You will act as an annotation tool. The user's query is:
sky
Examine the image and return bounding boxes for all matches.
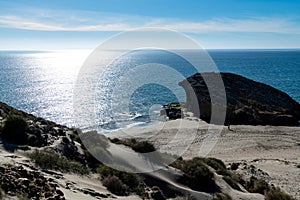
[0,0,300,50]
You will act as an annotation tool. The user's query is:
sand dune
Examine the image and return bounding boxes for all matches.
[110,118,300,199]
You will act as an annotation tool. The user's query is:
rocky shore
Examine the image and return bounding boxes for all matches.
[179,73,300,126]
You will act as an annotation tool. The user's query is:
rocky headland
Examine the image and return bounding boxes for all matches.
[179,72,300,126]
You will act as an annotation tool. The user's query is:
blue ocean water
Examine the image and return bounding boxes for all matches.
[0,49,299,132]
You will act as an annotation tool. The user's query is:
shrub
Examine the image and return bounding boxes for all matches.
[265,187,295,200]
[29,150,89,174]
[244,177,295,199]
[200,157,228,176]
[97,165,141,190]
[83,149,102,169]
[171,157,216,192]
[110,138,156,153]
[223,175,241,190]
[134,186,147,199]
[151,186,166,200]
[191,157,229,176]
[202,157,226,170]
[102,175,128,196]
[132,141,156,153]
[109,138,120,143]
[69,133,81,144]
[212,193,232,200]
[2,115,28,145]
[245,176,269,194]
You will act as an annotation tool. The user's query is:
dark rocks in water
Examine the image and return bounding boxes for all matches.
[160,108,182,120]
[179,72,300,126]
[161,102,184,120]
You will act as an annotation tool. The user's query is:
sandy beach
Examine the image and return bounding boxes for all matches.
[110,118,300,199]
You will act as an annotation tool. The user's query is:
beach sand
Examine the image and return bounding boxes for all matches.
[110,118,300,199]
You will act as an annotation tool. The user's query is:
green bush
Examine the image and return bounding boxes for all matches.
[134,186,147,199]
[244,176,295,199]
[29,150,89,174]
[223,175,241,190]
[109,138,121,144]
[83,149,102,169]
[102,175,128,196]
[151,186,166,200]
[265,187,295,200]
[69,133,81,144]
[2,115,28,145]
[110,138,156,153]
[132,141,156,153]
[199,157,229,176]
[97,165,141,190]
[245,176,269,194]
[171,157,216,192]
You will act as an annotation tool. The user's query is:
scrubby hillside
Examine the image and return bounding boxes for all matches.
[0,102,297,200]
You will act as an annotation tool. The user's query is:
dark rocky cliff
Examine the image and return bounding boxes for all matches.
[179,73,300,126]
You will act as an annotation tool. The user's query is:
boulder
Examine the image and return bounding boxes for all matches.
[179,72,300,126]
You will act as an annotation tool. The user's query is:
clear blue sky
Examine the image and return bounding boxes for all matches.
[0,0,300,49]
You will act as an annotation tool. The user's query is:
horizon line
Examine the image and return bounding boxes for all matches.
[1,47,300,51]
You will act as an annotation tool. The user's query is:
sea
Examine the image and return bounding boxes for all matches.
[0,49,299,133]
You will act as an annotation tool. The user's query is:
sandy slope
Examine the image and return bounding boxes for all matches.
[110,118,300,199]
[0,140,140,200]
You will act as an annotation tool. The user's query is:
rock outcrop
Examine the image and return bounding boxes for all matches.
[0,165,65,199]
[179,73,300,126]
[0,102,76,147]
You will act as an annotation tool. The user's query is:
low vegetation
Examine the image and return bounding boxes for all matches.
[222,174,241,191]
[150,186,166,200]
[265,187,296,200]
[243,176,295,199]
[0,106,296,199]
[29,149,89,174]
[110,138,156,153]
[1,115,28,145]
[102,175,128,196]
[97,165,143,195]
[198,157,228,175]
[170,157,216,192]
[245,176,269,194]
